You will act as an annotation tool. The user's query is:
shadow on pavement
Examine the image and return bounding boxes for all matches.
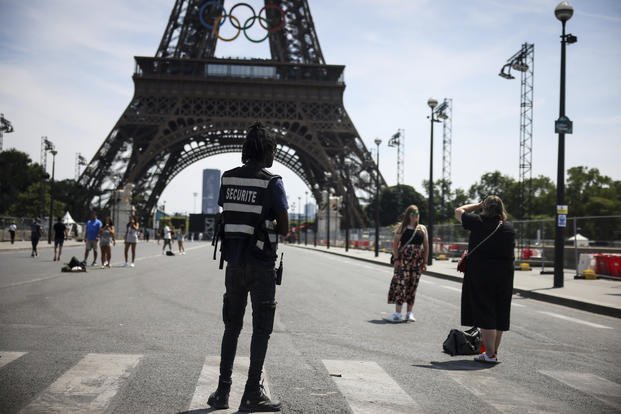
[413,360,497,371]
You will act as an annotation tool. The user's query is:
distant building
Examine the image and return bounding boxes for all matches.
[305,203,316,218]
[202,169,220,214]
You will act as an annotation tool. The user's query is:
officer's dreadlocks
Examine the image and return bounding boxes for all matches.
[242,122,276,166]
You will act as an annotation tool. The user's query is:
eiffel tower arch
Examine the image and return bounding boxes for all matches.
[80,0,385,227]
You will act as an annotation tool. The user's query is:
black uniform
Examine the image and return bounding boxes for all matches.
[216,165,285,396]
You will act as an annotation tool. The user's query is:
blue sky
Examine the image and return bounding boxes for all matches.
[1,0,620,215]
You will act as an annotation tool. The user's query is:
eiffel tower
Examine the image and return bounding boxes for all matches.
[79,0,385,226]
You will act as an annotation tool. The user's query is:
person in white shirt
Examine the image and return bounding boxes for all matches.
[162,222,172,254]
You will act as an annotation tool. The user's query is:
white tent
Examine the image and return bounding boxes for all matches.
[567,233,589,247]
[62,211,76,225]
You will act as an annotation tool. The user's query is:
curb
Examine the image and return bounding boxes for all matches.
[288,244,621,319]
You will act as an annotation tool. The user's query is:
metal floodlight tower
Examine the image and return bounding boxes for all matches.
[40,137,55,172]
[499,43,535,220]
[75,153,87,180]
[0,113,15,151]
[387,129,404,186]
[439,99,453,208]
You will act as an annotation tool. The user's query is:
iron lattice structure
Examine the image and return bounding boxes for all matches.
[79,0,383,226]
[500,43,534,219]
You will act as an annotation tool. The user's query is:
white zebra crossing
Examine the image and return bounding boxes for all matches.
[446,369,572,413]
[20,353,141,414]
[189,356,275,413]
[323,360,423,413]
[541,370,621,410]
[2,351,621,412]
[0,351,26,369]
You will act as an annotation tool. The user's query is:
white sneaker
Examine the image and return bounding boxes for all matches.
[123,262,128,267]
[130,263,135,268]
[406,312,416,322]
[101,265,105,269]
[384,312,403,322]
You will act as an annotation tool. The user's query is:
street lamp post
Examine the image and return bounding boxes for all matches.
[304,191,308,245]
[47,149,57,244]
[374,138,382,257]
[325,172,332,249]
[427,98,439,266]
[553,0,576,288]
[344,187,349,252]
[297,196,301,244]
[313,184,319,247]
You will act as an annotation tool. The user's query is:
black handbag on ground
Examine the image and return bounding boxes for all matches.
[442,327,482,356]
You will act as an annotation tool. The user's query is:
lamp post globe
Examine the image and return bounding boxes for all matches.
[427,97,438,109]
[555,1,573,22]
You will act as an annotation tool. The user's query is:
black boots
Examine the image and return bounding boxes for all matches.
[207,381,231,410]
[239,385,281,412]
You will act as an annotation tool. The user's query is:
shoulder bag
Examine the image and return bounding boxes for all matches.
[457,220,503,273]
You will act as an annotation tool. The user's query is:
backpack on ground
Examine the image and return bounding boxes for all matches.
[62,256,87,272]
[442,327,482,356]
[166,250,175,256]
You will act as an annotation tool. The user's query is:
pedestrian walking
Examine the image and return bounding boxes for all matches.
[144,228,150,243]
[84,210,102,266]
[30,219,42,257]
[124,215,139,267]
[455,196,515,364]
[9,221,17,244]
[385,205,429,322]
[207,122,288,412]
[99,217,115,268]
[161,222,172,254]
[53,217,67,262]
[177,226,185,255]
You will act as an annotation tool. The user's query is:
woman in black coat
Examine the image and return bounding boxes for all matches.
[455,196,515,363]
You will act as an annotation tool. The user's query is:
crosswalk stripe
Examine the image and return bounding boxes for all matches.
[540,370,621,410]
[446,370,569,413]
[322,360,422,413]
[21,353,141,414]
[537,311,613,329]
[0,351,26,369]
[189,356,274,413]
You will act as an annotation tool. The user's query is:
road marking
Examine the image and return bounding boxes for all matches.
[438,285,461,292]
[322,360,422,413]
[446,369,570,413]
[537,311,613,329]
[21,353,141,414]
[0,351,26,369]
[540,371,621,410]
[189,356,274,413]
[419,279,436,285]
[511,302,526,308]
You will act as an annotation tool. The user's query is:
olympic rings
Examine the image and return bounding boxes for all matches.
[198,1,285,43]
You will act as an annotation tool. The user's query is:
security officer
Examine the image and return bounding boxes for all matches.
[208,122,288,412]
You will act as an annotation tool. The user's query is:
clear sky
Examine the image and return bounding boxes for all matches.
[1,0,620,216]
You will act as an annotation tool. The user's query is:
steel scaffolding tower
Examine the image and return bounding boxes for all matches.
[499,43,535,219]
[387,129,404,185]
[75,153,87,181]
[440,99,453,206]
[0,113,15,151]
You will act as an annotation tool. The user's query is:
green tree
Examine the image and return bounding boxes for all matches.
[0,149,48,214]
[468,171,520,217]
[7,182,66,219]
[366,184,426,226]
[526,175,556,218]
[566,166,621,217]
[53,179,91,222]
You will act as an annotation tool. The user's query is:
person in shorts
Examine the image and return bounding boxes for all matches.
[53,217,67,262]
[84,210,102,266]
[99,216,115,268]
[177,226,186,255]
[124,215,139,267]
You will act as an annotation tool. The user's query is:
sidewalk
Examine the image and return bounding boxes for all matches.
[0,240,84,251]
[288,243,621,319]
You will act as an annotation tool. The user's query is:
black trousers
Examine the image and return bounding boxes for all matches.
[9,230,15,244]
[219,262,276,391]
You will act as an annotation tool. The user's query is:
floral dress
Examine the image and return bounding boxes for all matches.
[387,226,425,305]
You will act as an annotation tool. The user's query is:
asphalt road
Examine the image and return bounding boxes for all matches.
[1,241,620,413]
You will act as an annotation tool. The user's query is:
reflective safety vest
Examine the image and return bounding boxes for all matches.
[221,167,280,257]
